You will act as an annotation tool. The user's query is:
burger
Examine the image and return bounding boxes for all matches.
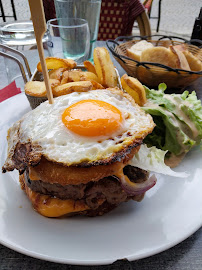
[2,88,157,217]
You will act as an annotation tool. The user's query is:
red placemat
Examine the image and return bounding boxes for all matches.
[0,81,21,103]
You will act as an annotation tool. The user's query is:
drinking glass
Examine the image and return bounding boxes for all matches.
[0,20,48,89]
[0,21,36,89]
[47,18,90,63]
[54,0,101,61]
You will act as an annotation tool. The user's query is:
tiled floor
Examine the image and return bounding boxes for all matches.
[0,0,201,39]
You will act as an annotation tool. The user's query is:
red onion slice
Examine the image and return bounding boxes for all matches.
[118,173,157,195]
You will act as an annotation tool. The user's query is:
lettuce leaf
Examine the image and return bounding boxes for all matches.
[180,91,202,144]
[129,144,188,178]
[143,86,202,157]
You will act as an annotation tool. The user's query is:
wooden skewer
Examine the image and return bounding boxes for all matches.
[28,0,54,104]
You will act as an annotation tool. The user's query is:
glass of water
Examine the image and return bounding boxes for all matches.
[47,18,90,63]
[54,0,101,62]
[0,20,44,89]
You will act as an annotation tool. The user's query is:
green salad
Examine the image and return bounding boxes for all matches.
[142,83,202,166]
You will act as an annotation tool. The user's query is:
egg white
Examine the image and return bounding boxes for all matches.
[17,89,154,165]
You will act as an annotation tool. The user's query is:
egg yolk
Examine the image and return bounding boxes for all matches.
[62,100,123,137]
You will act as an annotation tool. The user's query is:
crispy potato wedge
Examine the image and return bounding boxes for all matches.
[49,68,67,81]
[90,80,105,90]
[61,69,83,84]
[61,70,70,84]
[82,71,100,82]
[141,47,179,68]
[37,57,76,72]
[63,59,77,69]
[61,70,100,84]
[169,45,190,70]
[121,74,147,106]
[68,70,83,82]
[93,47,118,87]
[53,81,93,97]
[183,51,202,71]
[83,60,97,75]
[25,79,60,97]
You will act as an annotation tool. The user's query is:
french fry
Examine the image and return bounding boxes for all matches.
[83,60,97,75]
[93,47,118,88]
[121,74,147,106]
[61,70,69,84]
[82,71,100,83]
[37,57,77,72]
[63,59,77,69]
[25,79,60,97]
[68,70,83,82]
[49,68,67,81]
[90,80,105,90]
[61,70,100,84]
[53,81,93,97]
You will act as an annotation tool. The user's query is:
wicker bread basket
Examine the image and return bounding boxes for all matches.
[107,35,202,89]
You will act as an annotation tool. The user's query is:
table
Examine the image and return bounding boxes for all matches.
[0,41,202,270]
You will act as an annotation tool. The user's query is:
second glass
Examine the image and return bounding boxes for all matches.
[47,18,90,63]
[54,0,101,61]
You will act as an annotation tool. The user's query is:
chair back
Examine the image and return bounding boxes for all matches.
[98,0,151,40]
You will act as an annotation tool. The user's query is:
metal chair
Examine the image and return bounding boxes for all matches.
[143,0,162,32]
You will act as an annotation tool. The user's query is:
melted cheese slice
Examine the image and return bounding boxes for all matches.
[26,186,90,217]
[21,173,105,217]
[29,167,40,181]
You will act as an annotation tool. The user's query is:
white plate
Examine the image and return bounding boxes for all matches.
[0,94,202,265]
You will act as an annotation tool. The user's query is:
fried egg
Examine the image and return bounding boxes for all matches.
[9,89,155,166]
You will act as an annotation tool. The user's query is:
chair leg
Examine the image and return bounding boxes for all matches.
[148,0,154,18]
[11,0,17,20]
[0,0,6,22]
[156,0,162,32]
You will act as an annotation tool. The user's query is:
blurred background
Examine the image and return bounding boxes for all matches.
[0,0,201,39]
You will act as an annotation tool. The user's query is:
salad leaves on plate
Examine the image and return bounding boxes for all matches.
[143,84,202,159]
[130,144,188,177]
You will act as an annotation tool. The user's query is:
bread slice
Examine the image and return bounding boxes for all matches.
[183,51,202,71]
[140,46,180,68]
[169,45,190,70]
[126,40,154,62]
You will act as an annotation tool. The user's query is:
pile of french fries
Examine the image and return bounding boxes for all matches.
[25,47,147,107]
[25,47,118,97]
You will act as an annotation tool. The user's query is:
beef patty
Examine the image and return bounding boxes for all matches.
[24,165,149,210]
